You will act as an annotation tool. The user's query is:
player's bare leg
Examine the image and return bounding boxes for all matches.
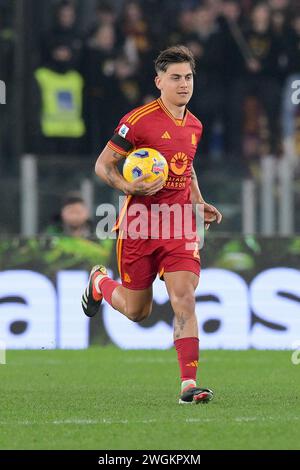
[111,284,153,322]
[164,271,199,340]
[164,271,213,404]
[81,265,153,322]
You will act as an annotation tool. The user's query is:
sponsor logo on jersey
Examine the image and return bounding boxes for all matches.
[170,152,188,175]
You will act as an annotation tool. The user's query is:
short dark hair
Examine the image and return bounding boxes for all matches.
[62,192,85,208]
[154,45,196,74]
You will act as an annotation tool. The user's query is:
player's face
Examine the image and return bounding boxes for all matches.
[155,62,194,106]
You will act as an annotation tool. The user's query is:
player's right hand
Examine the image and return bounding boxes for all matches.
[125,174,165,196]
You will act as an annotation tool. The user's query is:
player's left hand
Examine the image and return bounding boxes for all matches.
[204,202,222,223]
[198,202,222,230]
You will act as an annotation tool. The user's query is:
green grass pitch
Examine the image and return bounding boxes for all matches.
[0,348,299,450]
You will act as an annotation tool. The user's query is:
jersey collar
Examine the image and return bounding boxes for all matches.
[157,98,189,127]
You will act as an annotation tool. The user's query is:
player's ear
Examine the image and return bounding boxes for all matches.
[155,75,162,91]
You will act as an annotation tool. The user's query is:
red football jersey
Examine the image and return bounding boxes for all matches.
[107,98,203,238]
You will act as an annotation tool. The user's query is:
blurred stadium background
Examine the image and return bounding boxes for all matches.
[1,0,300,352]
[1,0,300,452]
[1,0,300,235]
[0,0,300,347]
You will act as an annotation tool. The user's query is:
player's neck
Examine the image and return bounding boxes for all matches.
[160,96,186,120]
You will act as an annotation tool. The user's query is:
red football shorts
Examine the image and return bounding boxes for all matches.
[116,232,201,290]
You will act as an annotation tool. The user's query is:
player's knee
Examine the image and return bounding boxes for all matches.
[129,311,148,323]
[126,303,152,323]
[170,291,195,314]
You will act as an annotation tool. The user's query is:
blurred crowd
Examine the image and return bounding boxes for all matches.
[1,0,300,175]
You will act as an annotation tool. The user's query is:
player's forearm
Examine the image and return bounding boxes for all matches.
[96,161,129,194]
[191,166,205,204]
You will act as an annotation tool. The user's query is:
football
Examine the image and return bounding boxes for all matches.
[123,147,168,183]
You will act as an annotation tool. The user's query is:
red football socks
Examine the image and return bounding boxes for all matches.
[93,275,120,308]
[174,337,199,382]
